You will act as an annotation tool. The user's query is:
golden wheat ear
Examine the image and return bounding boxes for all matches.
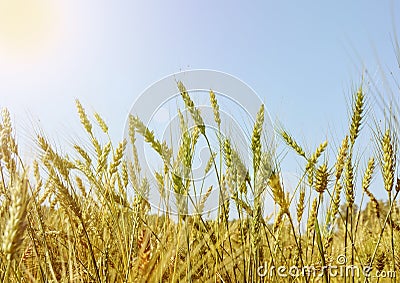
[137,229,152,276]
[2,174,29,261]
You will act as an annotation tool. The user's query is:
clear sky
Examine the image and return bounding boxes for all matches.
[0,1,399,199]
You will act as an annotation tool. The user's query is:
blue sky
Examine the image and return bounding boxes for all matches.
[0,1,398,139]
[0,1,399,201]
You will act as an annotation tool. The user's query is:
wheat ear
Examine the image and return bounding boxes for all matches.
[2,175,29,261]
[349,86,364,146]
[251,104,265,173]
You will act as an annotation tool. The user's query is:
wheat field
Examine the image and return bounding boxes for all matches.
[0,81,400,282]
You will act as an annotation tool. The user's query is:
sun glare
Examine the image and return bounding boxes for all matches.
[0,0,57,57]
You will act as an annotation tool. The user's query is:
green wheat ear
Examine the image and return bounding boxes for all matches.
[362,157,380,218]
[280,129,306,158]
[3,68,400,281]
[349,86,364,146]
[177,81,205,135]
[306,140,328,186]
[381,129,396,193]
[251,104,265,173]
[345,156,355,207]
[209,89,221,128]
[334,135,349,180]
[131,115,172,164]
